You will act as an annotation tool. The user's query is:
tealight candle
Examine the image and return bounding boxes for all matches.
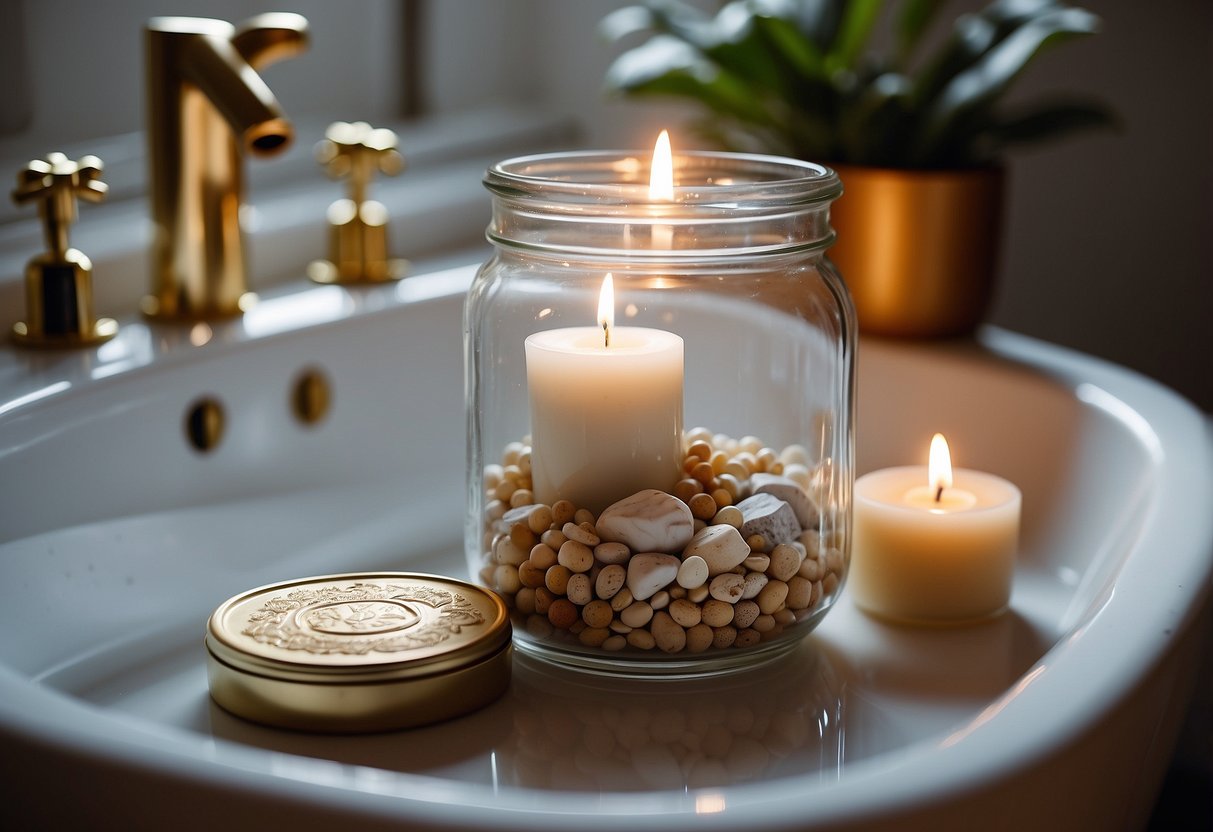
[525,274,684,514]
[850,434,1021,624]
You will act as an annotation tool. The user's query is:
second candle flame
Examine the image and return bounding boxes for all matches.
[929,433,954,502]
[598,273,615,347]
[649,130,673,201]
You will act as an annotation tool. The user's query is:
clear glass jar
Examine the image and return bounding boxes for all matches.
[466,149,854,677]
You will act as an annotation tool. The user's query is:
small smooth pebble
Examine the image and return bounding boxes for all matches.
[683,525,750,575]
[733,600,760,628]
[709,573,745,603]
[712,626,738,649]
[741,571,768,600]
[686,623,714,653]
[563,522,600,546]
[566,573,592,605]
[736,493,802,551]
[595,563,626,599]
[688,585,710,604]
[582,600,614,628]
[621,601,654,628]
[626,552,681,601]
[651,611,687,653]
[545,565,571,595]
[768,543,803,582]
[757,579,789,615]
[610,587,634,612]
[548,599,578,629]
[557,540,594,573]
[597,490,694,553]
[744,554,770,572]
[603,635,627,651]
[650,590,670,610]
[786,576,812,609]
[627,629,657,650]
[594,541,631,565]
[669,598,702,628]
[701,599,734,628]
[676,555,709,589]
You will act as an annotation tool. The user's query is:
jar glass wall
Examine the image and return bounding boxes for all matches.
[466,150,854,676]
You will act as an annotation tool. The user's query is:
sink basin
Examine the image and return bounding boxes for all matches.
[1,264,1210,830]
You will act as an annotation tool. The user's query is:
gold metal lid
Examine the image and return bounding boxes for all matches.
[205,572,511,733]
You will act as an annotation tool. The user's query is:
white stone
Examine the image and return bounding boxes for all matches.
[596,490,694,553]
[626,552,681,601]
[751,473,817,528]
[736,493,802,550]
[676,555,710,589]
[682,525,750,576]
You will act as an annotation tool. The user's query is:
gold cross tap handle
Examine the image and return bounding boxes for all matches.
[308,121,408,284]
[10,153,118,347]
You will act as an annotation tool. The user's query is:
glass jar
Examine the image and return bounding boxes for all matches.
[466,149,854,677]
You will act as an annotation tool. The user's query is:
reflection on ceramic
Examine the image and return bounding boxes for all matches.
[0,264,1209,830]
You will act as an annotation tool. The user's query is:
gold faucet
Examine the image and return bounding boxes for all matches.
[143,14,308,321]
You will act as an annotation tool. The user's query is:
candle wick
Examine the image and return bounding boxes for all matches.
[603,320,610,348]
[934,485,944,503]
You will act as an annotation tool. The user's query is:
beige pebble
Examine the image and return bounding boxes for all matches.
[593,541,630,565]
[722,460,749,480]
[741,571,768,600]
[494,480,517,502]
[757,579,789,614]
[509,489,534,508]
[582,599,613,628]
[686,426,714,445]
[669,598,702,628]
[545,564,572,595]
[768,544,803,582]
[574,508,595,526]
[626,629,657,650]
[669,585,687,600]
[752,613,776,633]
[527,505,553,534]
[514,587,536,615]
[739,435,763,454]
[709,573,745,603]
[735,628,762,648]
[715,473,741,500]
[595,563,626,599]
[688,584,710,604]
[494,537,528,566]
[688,492,717,520]
[485,499,507,522]
[744,554,770,572]
[783,462,811,488]
[562,521,600,547]
[786,576,812,609]
[690,461,716,488]
[548,599,578,628]
[609,619,632,634]
[711,504,743,528]
[548,499,573,525]
[798,556,821,582]
[529,543,557,569]
[810,580,823,607]
[674,478,704,502]
[693,519,708,533]
[650,590,670,610]
[579,626,611,647]
[566,573,593,605]
[518,559,545,588]
[533,587,554,615]
[483,463,505,489]
[774,608,797,626]
[686,623,714,652]
[733,600,760,629]
[709,449,729,473]
[603,635,627,651]
[779,444,810,466]
[823,572,840,595]
[626,552,681,601]
[676,555,709,589]
[712,625,738,649]
[684,524,750,575]
[687,439,712,460]
[479,564,494,585]
[610,587,634,612]
[541,528,567,550]
[650,611,687,653]
[494,564,520,594]
[502,442,524,465]
[558,540,594,573]
[826,549,845,575]
[510,523,536,551]
[621,600,654,628]
[701,599,734,628]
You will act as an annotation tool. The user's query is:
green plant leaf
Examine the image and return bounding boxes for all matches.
[598,5,658,43]
[914,5,1101,165]
[894,0,947,67]
[826,0,884,74]
[986,97,1118,148]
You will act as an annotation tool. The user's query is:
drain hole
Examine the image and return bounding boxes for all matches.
[292,368,331,427]
[185,397,225,453]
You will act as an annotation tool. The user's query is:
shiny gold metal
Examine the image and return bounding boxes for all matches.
[10,152,118,348]
[185,397,225,453]
[205,573,512,732]
[290,367,331,426]
[307,121,408,285]
[144,14,308,322]
[829,165,1004,338]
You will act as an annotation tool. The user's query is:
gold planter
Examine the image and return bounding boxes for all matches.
[828,165,1004,338]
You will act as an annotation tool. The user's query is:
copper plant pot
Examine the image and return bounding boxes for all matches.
[828,165,1005,338]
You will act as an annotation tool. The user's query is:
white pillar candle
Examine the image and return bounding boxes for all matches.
[850,434,1021,624]
[525,275,684,514]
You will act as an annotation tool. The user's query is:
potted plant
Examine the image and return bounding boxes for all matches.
[600,0,1116,336]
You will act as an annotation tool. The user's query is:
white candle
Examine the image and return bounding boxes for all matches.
[850,434,1021,624]
[525,274,684,514]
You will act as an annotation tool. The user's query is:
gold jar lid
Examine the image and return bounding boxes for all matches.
[205,572,511,733]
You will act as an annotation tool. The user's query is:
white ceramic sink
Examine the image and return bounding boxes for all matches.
[1,264,1210,830]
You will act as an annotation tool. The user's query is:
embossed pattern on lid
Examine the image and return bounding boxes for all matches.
[205,572,511,732]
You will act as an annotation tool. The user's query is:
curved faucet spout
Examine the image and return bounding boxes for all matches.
[144,15,309,321]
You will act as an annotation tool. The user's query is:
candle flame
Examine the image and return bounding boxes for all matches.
[598,273,615,347]
[928,433,954,501]
[649,130,673,201]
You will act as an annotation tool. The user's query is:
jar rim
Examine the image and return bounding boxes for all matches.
[486,150,841,207]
